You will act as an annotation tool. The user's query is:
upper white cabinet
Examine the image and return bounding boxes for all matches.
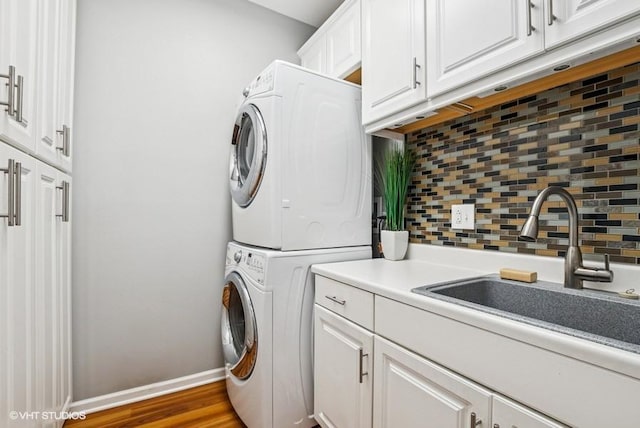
[1,0,75,172]
[0,0,39,153]
[361,0,426,124]
[298,0,361,79]
[35,0,76,172]
[544,0,640,49]
[361,0,640,131]
[426,0,545,98]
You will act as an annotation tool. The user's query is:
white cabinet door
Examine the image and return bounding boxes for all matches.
[300,37,326,74]
[35,0,75,172]
[55,172,72,421]
[0,144,37,427]
[34,162,71,426]
[544,0,640,49]
[362,0,426,124]
[55,0,76,173]
[35,162,59,420]
[35,0,62,167]
[326,0,361,79]
[314,305,373,428]
[0,0,39,153]
[426,0,544,97]
[373,336,492,428]
[493,395,568,428]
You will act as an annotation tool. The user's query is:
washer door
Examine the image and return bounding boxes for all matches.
[229,103,267,208]
[221,272,258,380]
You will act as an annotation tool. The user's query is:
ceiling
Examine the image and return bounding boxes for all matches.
[247,0,344,27]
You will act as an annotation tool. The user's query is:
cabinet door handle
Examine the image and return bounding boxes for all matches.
[325,295,346,305]
[358,348,368,383]
[14,162,21,226]
[412,57,421,89]
[470,412,482,427]
[1,159,15,226]
[546,0,554,25]
[0,65,16,116]
[56,181,70,222]
[525,0,535,36]
[56,125,71,157]
[15,75,24,123]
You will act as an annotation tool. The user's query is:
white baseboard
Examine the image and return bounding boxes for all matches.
[69,368,226,415]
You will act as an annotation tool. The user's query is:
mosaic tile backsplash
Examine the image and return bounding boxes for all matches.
[406,63,640,264]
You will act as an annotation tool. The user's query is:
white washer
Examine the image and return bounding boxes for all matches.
[229,60,371,251]
[221,241,371,428]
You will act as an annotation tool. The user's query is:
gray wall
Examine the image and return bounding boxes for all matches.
[72,0,314,400]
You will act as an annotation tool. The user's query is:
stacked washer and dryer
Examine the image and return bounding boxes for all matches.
[221,61,372,428]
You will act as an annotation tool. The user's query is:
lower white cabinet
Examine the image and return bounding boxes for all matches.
[493,394,567,428]
[1,142,71,427]
[313,275,570,428]
[314,305,373,428]
[0,144,37,426]
[373,336,491,428]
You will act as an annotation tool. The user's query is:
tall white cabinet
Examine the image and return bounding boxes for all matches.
[0,1,75,426]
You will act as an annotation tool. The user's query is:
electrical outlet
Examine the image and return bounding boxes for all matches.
[451,204,475,230]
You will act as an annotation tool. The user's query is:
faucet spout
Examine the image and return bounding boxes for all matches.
[520,186,579,247]
[519,186,613,289]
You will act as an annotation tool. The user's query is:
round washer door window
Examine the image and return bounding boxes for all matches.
[229,103,267,208]
[221,272,258,379]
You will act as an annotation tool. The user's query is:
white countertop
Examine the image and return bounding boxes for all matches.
[311,256,640,381]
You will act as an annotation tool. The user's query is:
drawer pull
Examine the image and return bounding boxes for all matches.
[325,295,346,306]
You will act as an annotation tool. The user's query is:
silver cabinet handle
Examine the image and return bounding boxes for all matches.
[56,181,70,222]
[358,348,369,383]
[325,295,346,305]
[0,65,16,116]
[412,57,421,89]
[547,0,554,25]
[56,124,71,156]
[1,159,15,226]
[14,162,21,226]
[15,75,23,123]
[526,0,535,36]
[470,412,482,427]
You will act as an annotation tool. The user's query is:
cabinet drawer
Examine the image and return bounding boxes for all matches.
[315,275,373,330]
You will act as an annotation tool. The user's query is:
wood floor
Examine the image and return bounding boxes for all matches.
[64,381,246,427]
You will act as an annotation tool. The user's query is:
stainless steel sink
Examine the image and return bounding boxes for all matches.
[412,275,640,354]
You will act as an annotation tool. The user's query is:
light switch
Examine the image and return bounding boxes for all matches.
[451,204,474,230]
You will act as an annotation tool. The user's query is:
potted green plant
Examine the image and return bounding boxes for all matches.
[376,145,417,261]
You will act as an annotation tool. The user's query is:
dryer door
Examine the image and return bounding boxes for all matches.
[229,103,267,207]
[221,271,258,380]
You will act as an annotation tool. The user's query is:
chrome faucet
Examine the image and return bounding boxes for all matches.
[519,186,614,289]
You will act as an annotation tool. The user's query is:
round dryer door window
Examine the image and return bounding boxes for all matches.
[221,272,258,380]
[229,103,267,207]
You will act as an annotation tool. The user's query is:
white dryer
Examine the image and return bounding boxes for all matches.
[221,241,371,428]
[229,61,371,251]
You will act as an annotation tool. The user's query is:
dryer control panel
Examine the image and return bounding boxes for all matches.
[227,246,266,285]
[245,65,274,98]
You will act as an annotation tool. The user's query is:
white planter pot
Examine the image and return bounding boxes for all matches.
[380,230,409,261]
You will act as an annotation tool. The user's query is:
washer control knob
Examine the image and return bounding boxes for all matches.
[233,251,242,263]
[242,87,250,97]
